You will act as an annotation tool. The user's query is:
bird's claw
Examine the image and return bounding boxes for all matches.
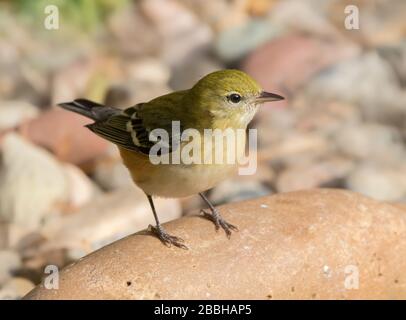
[201,209,238,238]
[148,224,188,250]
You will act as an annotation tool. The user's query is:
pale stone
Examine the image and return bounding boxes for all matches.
[0,134,68,229]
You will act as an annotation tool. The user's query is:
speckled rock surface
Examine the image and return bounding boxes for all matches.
[25,189,406,300]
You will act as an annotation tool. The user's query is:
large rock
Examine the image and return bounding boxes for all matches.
[0,250,21,286]
[0,134,69,230]
[0,100,39,131]
[303,52,406,125]
[329,0,406,47]
[214,19,281,63]
[0,277,34,300]
[346,164,406,202]
[242,34,360,97]
[335,123,406,164]
[93,147,134,191]
[209,178,271,206]
[39,187,182,259]
[25,189,406,299]
[275,157,354,192]
[140,0,213,67]
[18,109,109,166]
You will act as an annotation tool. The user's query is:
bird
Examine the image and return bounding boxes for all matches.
[59,69,284,249]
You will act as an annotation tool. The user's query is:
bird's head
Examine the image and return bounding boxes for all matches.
[187,69,284,129]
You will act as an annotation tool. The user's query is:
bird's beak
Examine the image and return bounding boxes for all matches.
[255,91,285,103]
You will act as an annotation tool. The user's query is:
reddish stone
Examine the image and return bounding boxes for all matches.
[18,109,109,166]
[242,34,360,108]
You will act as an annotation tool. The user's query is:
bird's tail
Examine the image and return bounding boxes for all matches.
[58,99,119,122]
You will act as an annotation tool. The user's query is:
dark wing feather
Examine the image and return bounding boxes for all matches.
[86,105,156,155]
[86,122,145,153]
[85,99,181,155]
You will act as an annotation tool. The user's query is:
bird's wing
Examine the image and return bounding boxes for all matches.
[86,104,153,154]
[87,91,188,154]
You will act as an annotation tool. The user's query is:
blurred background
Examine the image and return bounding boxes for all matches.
[0,0,406,299]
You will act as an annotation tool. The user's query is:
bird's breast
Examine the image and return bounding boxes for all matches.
[118,131,247,197]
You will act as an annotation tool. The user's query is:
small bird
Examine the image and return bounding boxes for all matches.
[59,69,283,249]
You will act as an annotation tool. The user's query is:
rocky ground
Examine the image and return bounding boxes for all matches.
[0,0,406,299]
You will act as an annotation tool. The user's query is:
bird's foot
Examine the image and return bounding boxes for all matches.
[148,224,188,250]
[201,209,238,238]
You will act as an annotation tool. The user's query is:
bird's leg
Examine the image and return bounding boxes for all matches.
[146,195,188,250]
[199,192,238,238]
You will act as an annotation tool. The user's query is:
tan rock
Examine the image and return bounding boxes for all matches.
[329,0,406,47]
[0,100,39,131]
[209,179,271,205]
[140,0,213,66]
[39,187,182,259]
[303,52,406,125]
[335,123,406,164]
[391,203,406,212]
[276,157,354,192]
[125,58,170,85]
[25,189,406,300]
[108,3,160,57]
[0,277,34,300]
[93,146,134,191]
[270,0,341,38]
[347,164,406,202]
[0,250,21,285]
[63,163,99,209]
[258,133,329,163]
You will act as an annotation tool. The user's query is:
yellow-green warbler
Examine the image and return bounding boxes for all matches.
[59,69,284,249]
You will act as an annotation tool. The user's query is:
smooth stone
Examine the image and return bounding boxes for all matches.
[25,189,406,299]
[303,52,406,125]
[346,164,406,202]
[214,18,281,62]
[0,100,39,131]
[276,157,354,192]
[93,147,134,191]
[209,178,271,205]
[63,163,99,209]
[0,277,34,300]
[0,250,21,285]
[0,133,68,229]
[18,109,109,165]
[335,123,406,165]
[39,187,182,259]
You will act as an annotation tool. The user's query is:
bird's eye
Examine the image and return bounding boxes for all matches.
[228,93,242,104]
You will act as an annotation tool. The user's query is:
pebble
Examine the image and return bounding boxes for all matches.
[0,250,21,285]
[40,187,182,258]
[169,52,223,91]
[63,163,99,209]
[276,157,354,192]
[140,0,213,67]
[0,100,39,131]
[242,34,360,94]
[93,147,134,191]
[214,18,281,62]
[270,0,340,38]
[0,277,34,300]
[303,52,406,125]
[209,179,271,205]
[347,164,406,201]
[335,123,406,165]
